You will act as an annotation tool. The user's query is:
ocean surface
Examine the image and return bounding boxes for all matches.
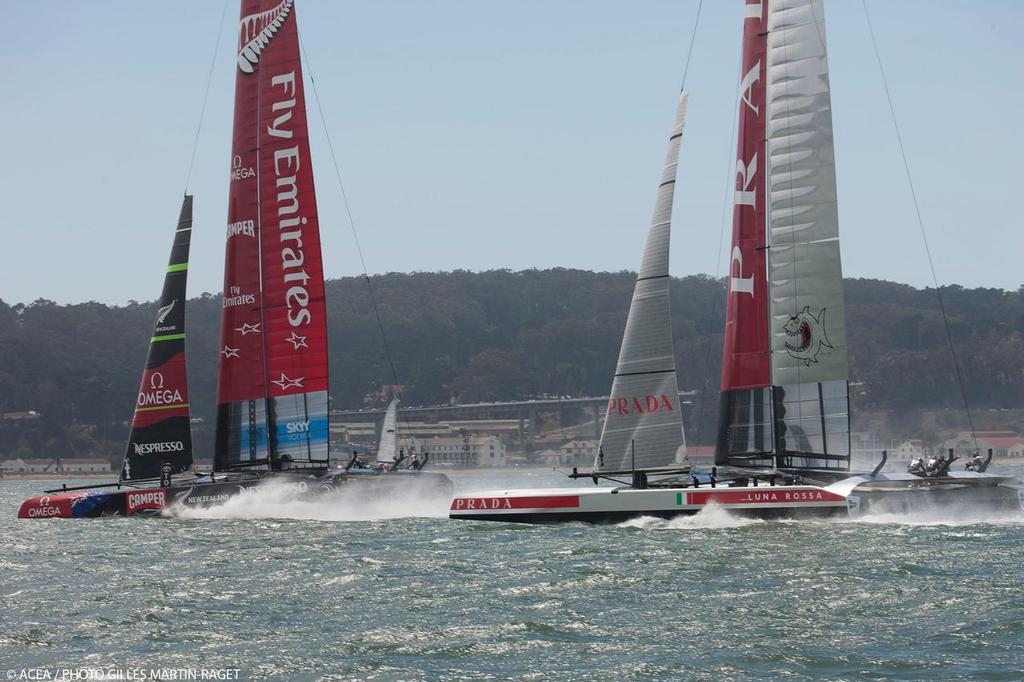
[2,467,1023,681]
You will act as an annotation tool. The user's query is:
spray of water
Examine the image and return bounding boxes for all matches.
[615,503,765,530]
[167,477,452,522]
[847,504,1024,528]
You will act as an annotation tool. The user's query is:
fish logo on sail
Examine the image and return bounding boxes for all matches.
[237,0,294,74]
[156,300,176,325]
[783,306,833,366]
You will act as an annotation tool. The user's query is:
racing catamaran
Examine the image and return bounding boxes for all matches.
[450,0,1022,523]
[19,197,197,518]
[18,0,450,519]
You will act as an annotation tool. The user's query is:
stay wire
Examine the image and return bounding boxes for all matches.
[695,25,742,446]
[671,0,716,444]
[679,0,703,92]
[183,0,230,196]
[297,31,403,395]
[861,0,978,448]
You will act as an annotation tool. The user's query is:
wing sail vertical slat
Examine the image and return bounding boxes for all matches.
[766,0,849,468]
[716,0,773,466]
[255,0,329,465]
[215,0,273,471]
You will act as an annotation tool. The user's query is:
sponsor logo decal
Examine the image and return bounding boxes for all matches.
[286,420,310,434]
[156,300,176,325]
[133,440,185,456]
[137,372,184,408]
[224,286,257,309]
[22,495,70,518]
[607,394,674,416]
[783,306,833,366]
[450,495,580,511]
[27,505,63,518]
[230,154,255,181]
[127,489,167,514]
[227,219,256,238]
[237,0,294,74]
[686,488,845,505]
[266,70,314,328]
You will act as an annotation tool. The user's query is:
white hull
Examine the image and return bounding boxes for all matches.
[450,473,1023,524]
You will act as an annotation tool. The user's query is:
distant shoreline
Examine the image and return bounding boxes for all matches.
[0,473,115,481]
[2,457,1020,483]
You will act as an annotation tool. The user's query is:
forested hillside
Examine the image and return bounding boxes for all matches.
[1,270,1021,458]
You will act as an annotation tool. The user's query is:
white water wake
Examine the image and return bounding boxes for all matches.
[615,503,765,530]
[166,478,452,522]
[847,506,1024,527]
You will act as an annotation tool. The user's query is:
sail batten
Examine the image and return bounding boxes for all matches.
[595,92,689,473]
[121,196,194,482]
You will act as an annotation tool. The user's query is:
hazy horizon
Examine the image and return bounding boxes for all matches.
[4,1,1022,305]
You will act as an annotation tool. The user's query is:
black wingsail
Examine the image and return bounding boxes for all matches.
[120,196,195,481]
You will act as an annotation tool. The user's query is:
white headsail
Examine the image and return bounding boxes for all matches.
[595,92,689,472]
[376,398,400,464]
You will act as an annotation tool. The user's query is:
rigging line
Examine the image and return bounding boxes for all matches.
[183,0,231,196]
[679,0,704,92]
[861,0,978,449]
[695,28,742,447]
[297,31,402,394]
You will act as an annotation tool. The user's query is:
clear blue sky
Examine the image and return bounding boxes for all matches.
[2,0,1021,305]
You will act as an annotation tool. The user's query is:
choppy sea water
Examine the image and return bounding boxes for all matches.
[2,468,1023,681]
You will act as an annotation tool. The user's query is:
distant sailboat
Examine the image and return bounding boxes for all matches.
[375,398,401,466]
[451,0,1022,523]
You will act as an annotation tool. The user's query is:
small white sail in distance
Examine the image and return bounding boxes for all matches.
[376,397,400,464]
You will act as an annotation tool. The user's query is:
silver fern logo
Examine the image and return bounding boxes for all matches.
[237,0,294,74]
[156,299,176,325]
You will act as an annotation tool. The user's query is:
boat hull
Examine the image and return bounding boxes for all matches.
[449,485,852,524]
[449,474,1023,524]
[17,470,453,519]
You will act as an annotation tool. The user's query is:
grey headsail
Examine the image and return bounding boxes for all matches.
[595,92,689,472]
[121,196,194,481]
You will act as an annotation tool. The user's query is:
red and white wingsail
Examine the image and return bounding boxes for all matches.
[215,0,329,470]
[717,0,850,471]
